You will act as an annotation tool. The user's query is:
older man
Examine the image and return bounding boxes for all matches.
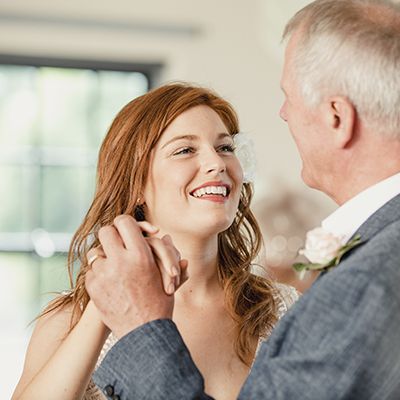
[87,0,400,398]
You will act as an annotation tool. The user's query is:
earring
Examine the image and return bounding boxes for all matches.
[134,197,145,221]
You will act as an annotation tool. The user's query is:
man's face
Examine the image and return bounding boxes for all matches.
[279,31,332,191]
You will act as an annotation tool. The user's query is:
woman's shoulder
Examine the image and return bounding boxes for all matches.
[274,282,300,318]
[27,294,76,363]
[34,293,75,339]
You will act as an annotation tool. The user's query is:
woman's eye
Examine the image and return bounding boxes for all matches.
[218,144,236,153]
[173,147,195,156]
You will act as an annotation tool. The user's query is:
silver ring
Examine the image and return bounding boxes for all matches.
[87,253,101,267]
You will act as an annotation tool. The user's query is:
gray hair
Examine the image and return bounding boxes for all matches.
[283,0,400,138]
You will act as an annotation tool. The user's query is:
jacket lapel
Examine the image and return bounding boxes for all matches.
[316,193,400,278]
[352,193,400,242]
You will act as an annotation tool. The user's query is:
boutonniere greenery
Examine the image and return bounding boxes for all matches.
[292,227,363,279]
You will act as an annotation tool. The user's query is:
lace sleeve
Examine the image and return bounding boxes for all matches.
[83,380,106,400]
[275,283,300,319]
[253,283,300,362]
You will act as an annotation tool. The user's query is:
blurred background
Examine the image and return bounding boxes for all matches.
[0,0,337,397]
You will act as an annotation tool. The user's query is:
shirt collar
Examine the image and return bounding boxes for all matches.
[322,172,400,243]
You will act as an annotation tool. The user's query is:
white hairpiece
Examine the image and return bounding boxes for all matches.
[233,132,257,183]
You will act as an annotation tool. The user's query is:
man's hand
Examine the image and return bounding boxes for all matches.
[85,215,188,339]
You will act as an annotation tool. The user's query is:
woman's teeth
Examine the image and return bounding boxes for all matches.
[192,186,228,198]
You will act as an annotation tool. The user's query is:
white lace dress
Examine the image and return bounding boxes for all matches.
[84,284,299,400]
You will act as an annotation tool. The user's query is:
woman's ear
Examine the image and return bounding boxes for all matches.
[323,96,356,148]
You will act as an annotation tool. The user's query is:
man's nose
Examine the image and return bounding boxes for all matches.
[280,102,288,122]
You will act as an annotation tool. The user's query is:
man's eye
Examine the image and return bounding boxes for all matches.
[173,147,195,156]
[218,144,236,153]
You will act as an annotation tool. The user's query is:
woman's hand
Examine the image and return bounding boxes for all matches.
[145,234,189,295]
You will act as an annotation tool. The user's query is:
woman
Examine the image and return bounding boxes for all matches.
[12,83,297,400]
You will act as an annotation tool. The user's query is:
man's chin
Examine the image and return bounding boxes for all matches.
[301,169,319,190]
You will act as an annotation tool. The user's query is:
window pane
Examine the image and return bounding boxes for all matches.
[0,61,150,398]
[93,71,149,147]
[0,253,39,327]
[0,166,34,232]
[41,166,96,232]
[0,65,38,146]
[39,253,70,308]
[39,68,96,148]
[0,251,71,327]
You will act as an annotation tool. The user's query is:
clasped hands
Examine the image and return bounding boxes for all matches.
[85,214,188,339]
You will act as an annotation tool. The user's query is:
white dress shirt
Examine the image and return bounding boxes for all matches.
[322,172,400,243]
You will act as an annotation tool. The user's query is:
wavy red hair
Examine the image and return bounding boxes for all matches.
[43,83,279,365]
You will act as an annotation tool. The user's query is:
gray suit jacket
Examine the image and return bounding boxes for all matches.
[94,194,400,399]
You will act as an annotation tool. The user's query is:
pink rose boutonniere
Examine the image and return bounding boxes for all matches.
[293,227,363,278]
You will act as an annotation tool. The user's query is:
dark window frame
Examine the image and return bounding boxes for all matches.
[0,53,162,88]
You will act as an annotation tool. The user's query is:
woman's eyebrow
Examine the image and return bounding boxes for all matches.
[161,132,231,149]
[161,135,198,149]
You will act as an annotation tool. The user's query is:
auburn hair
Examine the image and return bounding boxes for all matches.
[44,82,279,366]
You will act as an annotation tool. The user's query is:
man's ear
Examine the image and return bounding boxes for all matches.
[323,96,356,148]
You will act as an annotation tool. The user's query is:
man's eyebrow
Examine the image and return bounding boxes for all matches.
[161,132,231,149]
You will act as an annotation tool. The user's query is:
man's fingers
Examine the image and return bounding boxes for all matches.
[85,264,102,297]
[87,246,106,266]
[98,225,125,257]
[113,215,157,253]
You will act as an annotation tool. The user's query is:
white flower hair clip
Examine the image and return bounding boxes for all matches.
[233,132,257,183]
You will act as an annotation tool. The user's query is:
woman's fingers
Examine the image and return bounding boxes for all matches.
[179,259,189,287]
[162,234,181,260]
[137,221,159,236]
[146,237,179,295]
[161,235,181,286]
[146,234,187,295]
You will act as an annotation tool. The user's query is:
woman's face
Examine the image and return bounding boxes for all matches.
[143,105,243,238]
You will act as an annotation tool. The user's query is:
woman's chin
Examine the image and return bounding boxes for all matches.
[193,218,234,237]
[162,214,235,239]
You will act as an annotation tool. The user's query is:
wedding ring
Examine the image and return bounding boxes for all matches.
[87,253,101,268]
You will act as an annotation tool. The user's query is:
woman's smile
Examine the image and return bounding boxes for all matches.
[190,181,231,203]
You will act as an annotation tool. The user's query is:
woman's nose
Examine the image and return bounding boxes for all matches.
[202,149,226,174]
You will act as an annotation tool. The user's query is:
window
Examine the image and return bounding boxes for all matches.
[0,57,155,398]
